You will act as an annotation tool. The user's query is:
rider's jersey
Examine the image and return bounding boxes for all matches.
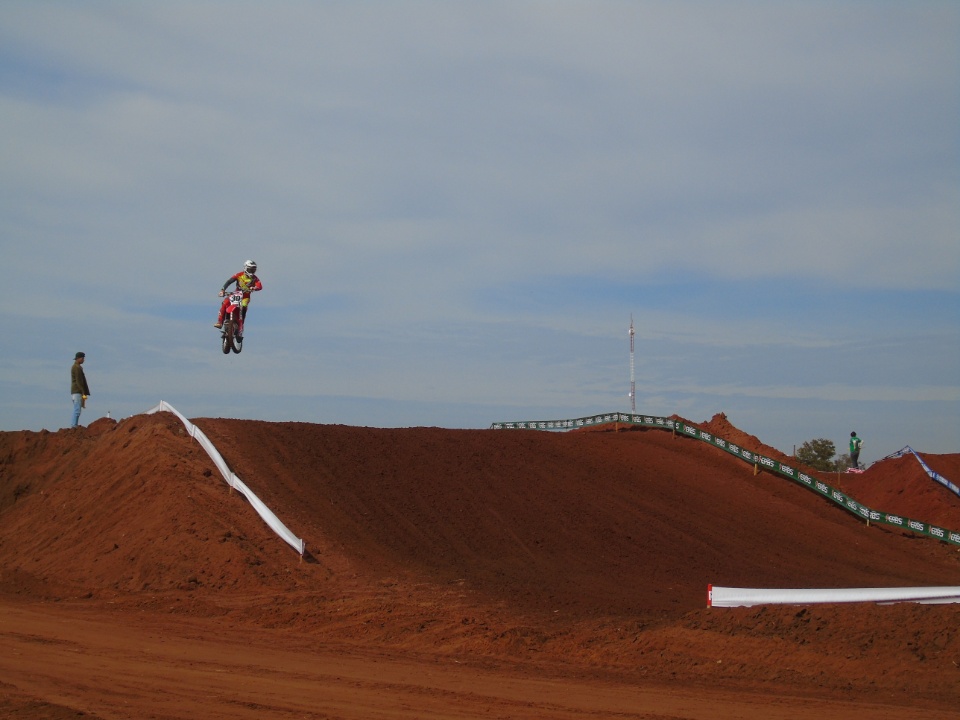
[223,272,262,297]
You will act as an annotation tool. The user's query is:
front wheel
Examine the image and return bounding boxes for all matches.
[221,318,233,354]
[230,309,243,354]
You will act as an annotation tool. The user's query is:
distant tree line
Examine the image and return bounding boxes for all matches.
[794,438,851,472]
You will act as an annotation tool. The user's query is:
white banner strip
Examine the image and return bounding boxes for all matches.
[146,401,305,555]
[907,446,960,498]
[708,584,960,607]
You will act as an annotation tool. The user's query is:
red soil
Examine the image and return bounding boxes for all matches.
[696,412,960,529]
[1,411,959,719]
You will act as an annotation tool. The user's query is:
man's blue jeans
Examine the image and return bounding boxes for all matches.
[71,393,83,427]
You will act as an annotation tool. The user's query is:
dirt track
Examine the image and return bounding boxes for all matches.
[2,412,960,718]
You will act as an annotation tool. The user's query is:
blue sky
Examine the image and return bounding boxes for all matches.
[2,1,958,462]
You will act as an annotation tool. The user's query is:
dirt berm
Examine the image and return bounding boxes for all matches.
[1,411,959,719]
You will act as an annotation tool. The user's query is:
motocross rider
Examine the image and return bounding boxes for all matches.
[214,260,262,334]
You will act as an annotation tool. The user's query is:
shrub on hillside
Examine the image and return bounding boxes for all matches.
[795,438,843,472]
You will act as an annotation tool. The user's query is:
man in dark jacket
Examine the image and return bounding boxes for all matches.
[71,351,90,428]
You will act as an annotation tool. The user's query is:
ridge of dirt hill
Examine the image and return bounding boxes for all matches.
[196,417,960,610]
[2,413,959,614]
[697,412,960,531]
[2,412,960,708]
[697,412,798,467]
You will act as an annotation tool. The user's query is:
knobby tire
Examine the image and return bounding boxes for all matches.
[221,318,233,354]
[232,311,243,354]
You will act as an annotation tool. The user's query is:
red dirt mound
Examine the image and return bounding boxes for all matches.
[698,411,798,467]
[191,417,960,618]
[2,411,960,718]
[840,452,960,531]
[0,413,304,599]
[693,412,960,531]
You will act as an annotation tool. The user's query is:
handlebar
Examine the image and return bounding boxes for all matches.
[220,286,259,296]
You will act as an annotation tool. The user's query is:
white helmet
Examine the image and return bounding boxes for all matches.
[244,259,257,275]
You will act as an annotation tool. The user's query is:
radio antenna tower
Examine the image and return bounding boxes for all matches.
[628,315,636,413]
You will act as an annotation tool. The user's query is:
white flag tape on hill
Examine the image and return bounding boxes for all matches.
[888,446,960,499]
[146,401,305,556]
[708,585,960,607]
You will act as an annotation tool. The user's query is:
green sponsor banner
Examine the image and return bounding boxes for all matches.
[491,412,677,432]
[491,412,960,548]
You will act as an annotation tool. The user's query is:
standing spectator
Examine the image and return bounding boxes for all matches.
[71,352,90,428]
[849,431,863,470]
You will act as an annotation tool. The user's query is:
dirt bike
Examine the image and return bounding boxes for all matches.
[219,288,245,354]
